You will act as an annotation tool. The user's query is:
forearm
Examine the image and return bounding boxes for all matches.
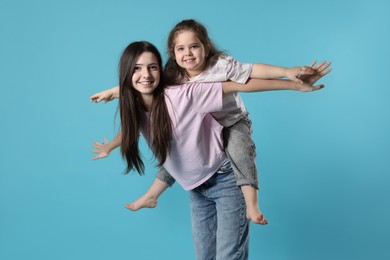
[107,131,122,152]
[111,86,120,98]
[250,64,288,79]
[222,78,299,94]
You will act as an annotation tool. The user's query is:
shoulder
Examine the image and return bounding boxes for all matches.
[212,55,243,71]
[204,54,237,74]
[215,54,236,65]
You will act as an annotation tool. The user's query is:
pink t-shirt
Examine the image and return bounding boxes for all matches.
[142,81,228,190]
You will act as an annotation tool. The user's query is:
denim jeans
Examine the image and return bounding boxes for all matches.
[224,114,258,189]
[190,161,250,260]
[156,114,259,190]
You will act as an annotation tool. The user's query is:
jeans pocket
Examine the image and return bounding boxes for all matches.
[217,160,232,174]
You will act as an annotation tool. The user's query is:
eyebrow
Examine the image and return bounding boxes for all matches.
[175,42,199,48]
[135,63,158,66]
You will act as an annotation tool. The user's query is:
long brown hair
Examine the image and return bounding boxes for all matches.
[119,41,172,174]
[164,19,224,85]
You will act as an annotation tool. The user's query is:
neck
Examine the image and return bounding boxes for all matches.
[140,95,153,112]
[186,70,201,78]
[186,63,206,78]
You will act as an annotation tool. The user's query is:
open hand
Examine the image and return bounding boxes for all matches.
[296,61,332,92]
[286,66,315,84]
[90,87,118,103]
[92,137,111,160]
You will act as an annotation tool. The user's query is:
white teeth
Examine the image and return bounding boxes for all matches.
[139,81,153,85]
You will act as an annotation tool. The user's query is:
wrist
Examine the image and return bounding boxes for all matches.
[284,68,290,78]
[292,81,302,91]
[112,86,120,98]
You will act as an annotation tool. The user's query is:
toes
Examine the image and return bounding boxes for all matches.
[125,203,137,211]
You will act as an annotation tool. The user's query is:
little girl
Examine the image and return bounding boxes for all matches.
[91,19,326,224]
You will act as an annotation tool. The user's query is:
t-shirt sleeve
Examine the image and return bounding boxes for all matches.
[225,56,253,84]
[184,82,223,114]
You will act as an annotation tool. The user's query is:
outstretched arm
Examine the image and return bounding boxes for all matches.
[90,86,120,103]
[250,63,315,84]
[224,61,331,94]
[92,131,122,160]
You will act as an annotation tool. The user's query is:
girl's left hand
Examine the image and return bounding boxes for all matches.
[297,61,332,92]
[286,66,315,84]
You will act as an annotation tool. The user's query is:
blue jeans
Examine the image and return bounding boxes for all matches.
[189,161,250,260]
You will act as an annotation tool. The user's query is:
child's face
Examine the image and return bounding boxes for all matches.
[132,51,160,98]
[173,30,209,78]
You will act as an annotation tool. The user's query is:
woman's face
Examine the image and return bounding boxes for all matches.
[132,51,160,97]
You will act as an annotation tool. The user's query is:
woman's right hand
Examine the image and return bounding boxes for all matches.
[90,86,120,103]
[92,137,111,160]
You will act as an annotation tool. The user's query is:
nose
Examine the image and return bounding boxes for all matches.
[185,47,192,56]
[141,67,151,78]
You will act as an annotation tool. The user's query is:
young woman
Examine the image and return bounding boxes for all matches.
[91,41,331,259]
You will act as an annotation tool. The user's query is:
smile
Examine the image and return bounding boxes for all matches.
[138,81,154,86]
[184,58,196,63]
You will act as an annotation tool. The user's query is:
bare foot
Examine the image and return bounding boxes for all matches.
[246,204,268,225]
[240,185,268,225]
[125,194,158,211]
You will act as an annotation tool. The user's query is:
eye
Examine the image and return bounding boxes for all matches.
[149,65,159,71]
[176,47,184,52]
[190,45,199,49]
[134,66,141,72]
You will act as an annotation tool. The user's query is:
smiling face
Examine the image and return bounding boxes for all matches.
[131,51,160,102]
[173,30,209,78]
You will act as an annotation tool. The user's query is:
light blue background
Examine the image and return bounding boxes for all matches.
[1,0,389,259]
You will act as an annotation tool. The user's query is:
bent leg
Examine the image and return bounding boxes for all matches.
[156,166,176,187]
[224,116,267,224]
[223,116,258,189]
